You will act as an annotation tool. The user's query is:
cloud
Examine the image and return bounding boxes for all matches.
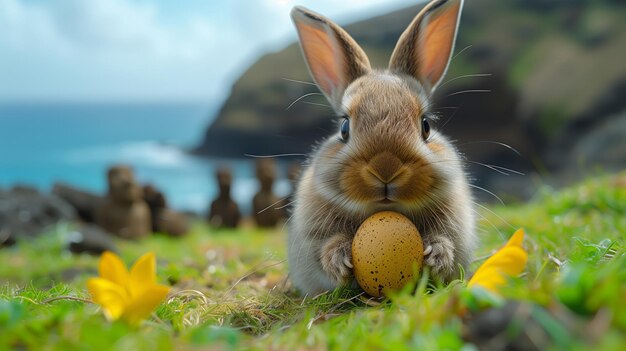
[0,0,241,101]
[0,0,420,102]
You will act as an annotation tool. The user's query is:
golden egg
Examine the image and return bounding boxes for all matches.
[352,211,424,297]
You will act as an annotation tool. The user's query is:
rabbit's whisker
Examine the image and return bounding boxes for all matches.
[468,184,505,205]
[457,140,521,156]
[302,101,332,108]
[473,201,515,230]
[451,44,472,61]
[286,92,325,111]
[244,153,307,158]
[275,201,295,210]
[439,105,460,129]
[447,89,491,97]
[257,197,289,215]
[281,77,318,86]
[438,73,492,89]
[466,160,525,176]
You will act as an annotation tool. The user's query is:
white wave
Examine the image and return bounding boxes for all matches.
[64,141,196,168]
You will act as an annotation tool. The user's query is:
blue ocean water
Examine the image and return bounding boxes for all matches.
[0,103,290,213]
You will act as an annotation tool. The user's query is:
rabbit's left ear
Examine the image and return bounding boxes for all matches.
[389,0,463,93]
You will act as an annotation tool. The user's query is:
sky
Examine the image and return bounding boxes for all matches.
[0,0,421,104]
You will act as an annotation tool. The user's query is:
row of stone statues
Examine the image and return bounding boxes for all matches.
[208,159,300,228]
[54,165,189,240]
[55,159,300,238]
[2,160,298,248]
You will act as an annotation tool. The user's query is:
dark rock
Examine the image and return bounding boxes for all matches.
[52,182,103,223]
[143,184,189,236]
[0,187,76,245]
[95,165,151,239]
[155,208,189,237]
[0,229,15,247]
[67,224,117,255]
[208,167,241,228]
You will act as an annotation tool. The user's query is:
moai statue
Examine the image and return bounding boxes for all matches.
[208,168,241,228]
[143,184,188,237]
[252,159,282,227]
[96,165,151,239]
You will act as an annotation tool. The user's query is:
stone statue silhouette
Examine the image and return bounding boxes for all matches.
[252,159,283,227]
[208,168,241,228]
[95,165,151,239]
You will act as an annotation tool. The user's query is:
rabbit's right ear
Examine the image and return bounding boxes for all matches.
[291,6,371,110]
[389,0,464,93]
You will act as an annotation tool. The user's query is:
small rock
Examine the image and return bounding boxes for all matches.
[67,224,118,255]
[155,208,189,236]
[143,184,189,236]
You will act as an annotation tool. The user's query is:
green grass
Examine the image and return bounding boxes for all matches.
[1,172,625,350]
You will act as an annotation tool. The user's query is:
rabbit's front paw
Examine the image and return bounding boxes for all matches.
[424,236,455,279]
[320,234,353,285]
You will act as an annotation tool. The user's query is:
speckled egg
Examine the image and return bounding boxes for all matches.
[352,211,424,297]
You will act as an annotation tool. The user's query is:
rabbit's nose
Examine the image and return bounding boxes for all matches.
[367,152,404,184]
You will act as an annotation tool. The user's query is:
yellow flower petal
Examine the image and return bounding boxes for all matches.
[87,277,129,321]
[468,229,528,294]
[504,228,525,248]
[469,247,528,292]
[99,251,130,287]
[122,284,170,325]
[129,252,157,298]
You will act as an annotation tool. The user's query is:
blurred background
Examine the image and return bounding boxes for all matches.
[1,0,625,216]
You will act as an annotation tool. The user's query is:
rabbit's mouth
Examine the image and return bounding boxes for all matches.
[376,198,395,205]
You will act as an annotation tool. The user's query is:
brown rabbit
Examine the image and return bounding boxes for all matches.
[288,0,476,295]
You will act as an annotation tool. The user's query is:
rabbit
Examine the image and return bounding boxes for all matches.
[287,0,476,296]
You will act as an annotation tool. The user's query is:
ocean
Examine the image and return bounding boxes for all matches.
[0,103,291,214]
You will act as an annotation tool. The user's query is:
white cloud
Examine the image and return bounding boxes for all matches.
[0,0,420,102]
[0,0,242,102]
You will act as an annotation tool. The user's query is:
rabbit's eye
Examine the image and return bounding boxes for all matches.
[421,118,431,141]
[339,118,350,142]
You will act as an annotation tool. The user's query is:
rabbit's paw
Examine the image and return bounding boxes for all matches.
[320,234,353,285]
[423,235,455,278]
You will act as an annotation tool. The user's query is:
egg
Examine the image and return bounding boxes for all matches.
[352,211,424,297]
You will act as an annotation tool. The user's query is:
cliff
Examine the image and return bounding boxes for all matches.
[194,0,626,197]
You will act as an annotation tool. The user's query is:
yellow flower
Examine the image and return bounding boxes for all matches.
[468,229,528,294]
[87,251,170,325]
